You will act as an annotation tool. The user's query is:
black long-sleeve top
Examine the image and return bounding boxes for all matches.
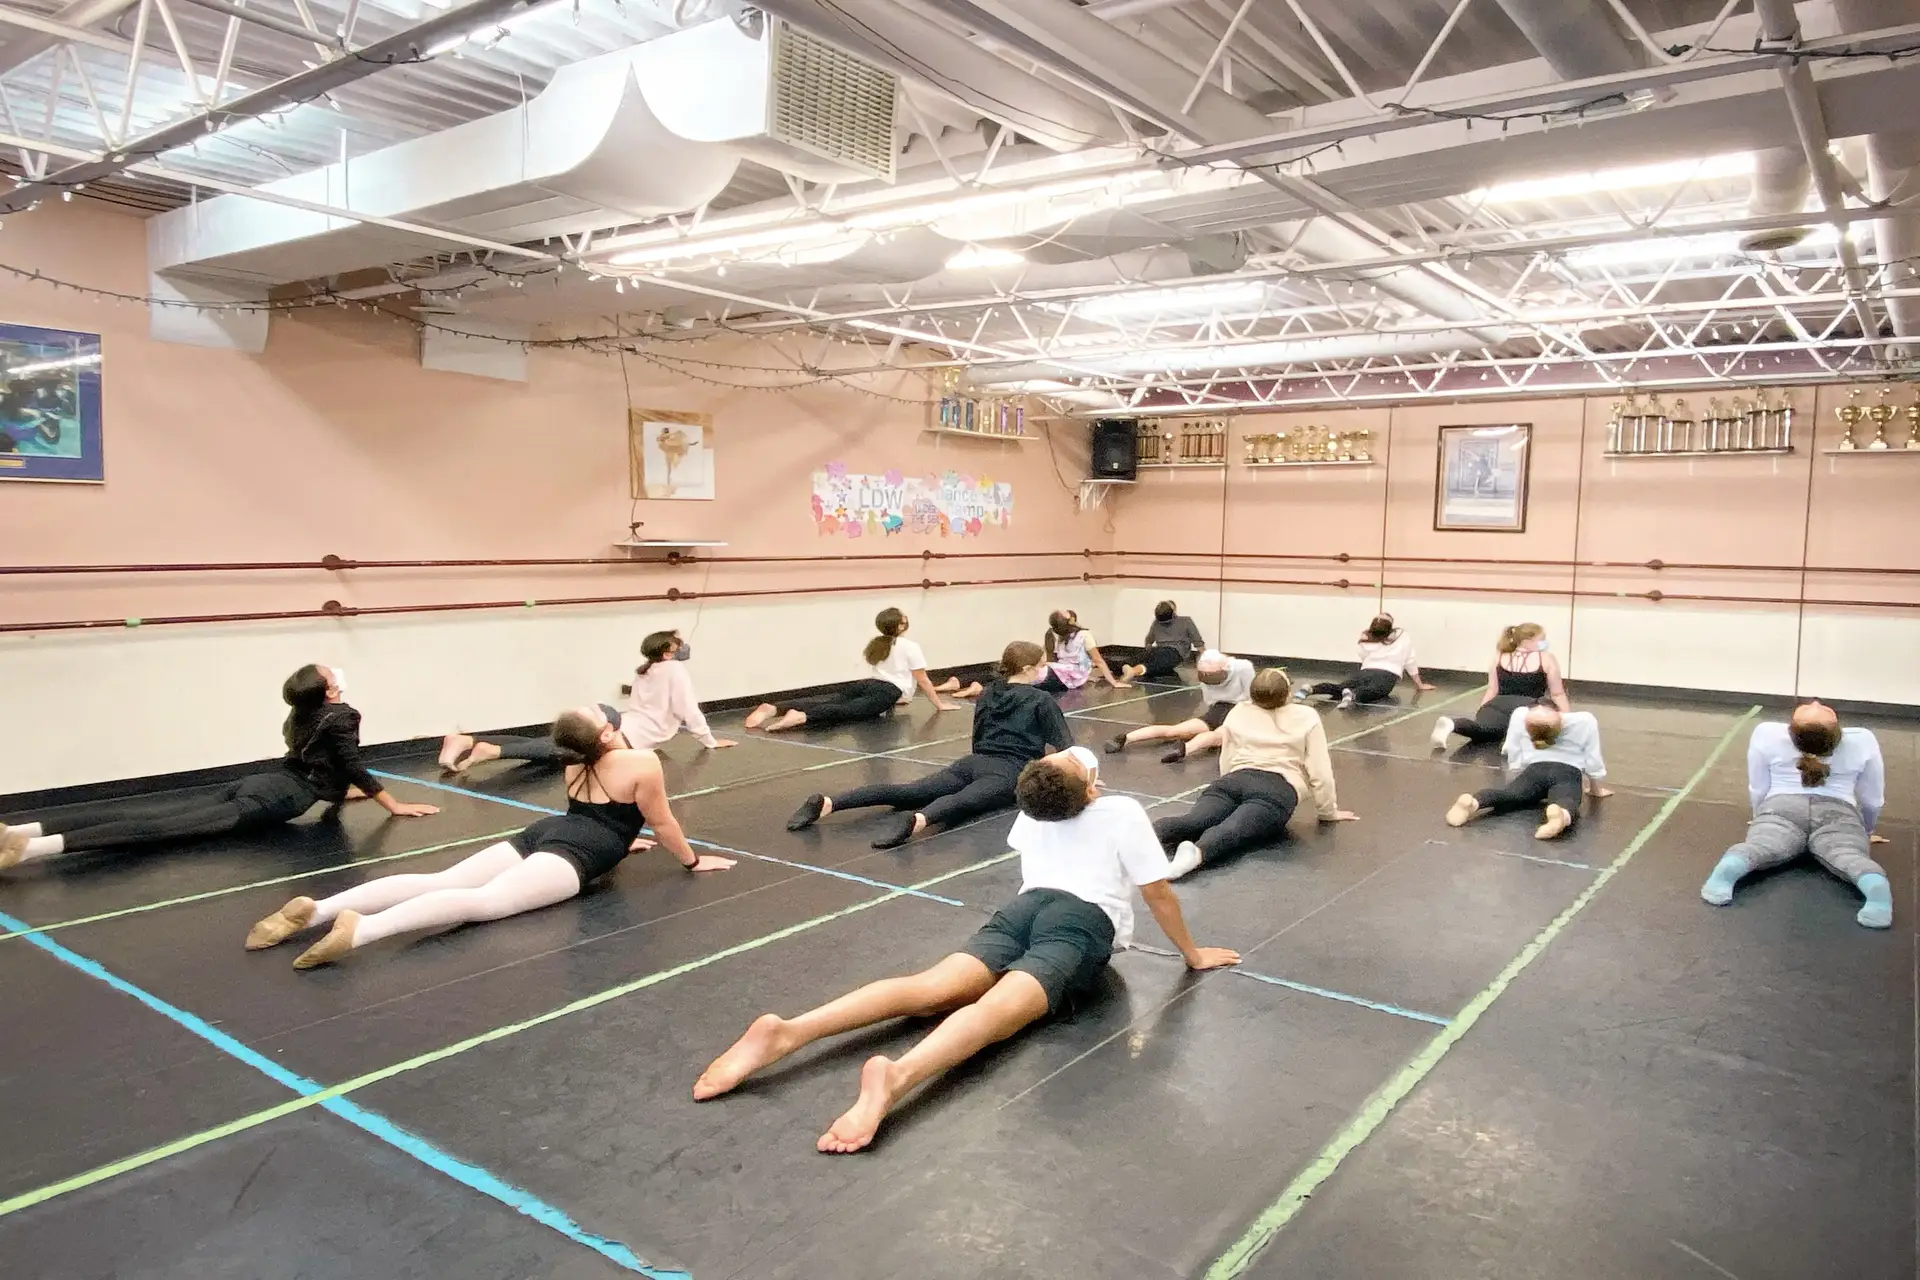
[282,703,384,802]
[971,680,1074,764]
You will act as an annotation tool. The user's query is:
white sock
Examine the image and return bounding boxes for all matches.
[1168,840,1204,880]
[1429,717,1454,749]
[9,822,43,838]
[20,834,65,862]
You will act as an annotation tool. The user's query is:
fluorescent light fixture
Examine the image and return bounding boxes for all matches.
[1474,152,1753,204]
[844,176,1123,231]
[607,224,866,268]
[1564,223,1844,268]
[945,245,1025,270]
[1073,279,1267,320]
[427,0,566,55]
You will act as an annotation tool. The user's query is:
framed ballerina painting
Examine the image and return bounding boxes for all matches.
[629,408,715,501]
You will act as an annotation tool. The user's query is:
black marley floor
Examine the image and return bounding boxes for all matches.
[0,668,1912,1280]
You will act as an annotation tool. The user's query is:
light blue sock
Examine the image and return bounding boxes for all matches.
[1701,853,1749,906]
[1857,873,1893,929]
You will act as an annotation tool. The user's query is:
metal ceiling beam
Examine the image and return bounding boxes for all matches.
[0,0,139,77]
[173,0,343,49]
[0,4,135,54]
[0,0,545,215]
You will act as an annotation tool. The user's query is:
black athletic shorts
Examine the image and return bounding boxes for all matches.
[962,888,1116,1014]
[1202,699,1234,732]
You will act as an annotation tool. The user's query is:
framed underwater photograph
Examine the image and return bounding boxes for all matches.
[0,322,102,484]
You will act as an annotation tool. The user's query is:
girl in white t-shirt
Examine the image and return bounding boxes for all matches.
[746,608,973,733]
[1298,613,1436,709]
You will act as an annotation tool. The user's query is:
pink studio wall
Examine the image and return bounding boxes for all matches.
[0,201,1105,637]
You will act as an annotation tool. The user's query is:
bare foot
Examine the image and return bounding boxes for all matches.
[1534,804,1572,840]
[818,1055,899,1154]
[292,911,360,970]
[1122,664,1146,681]
[694,1013,795,1100]
[0,826,26,871]
[246,896,316,950]
[743,704,778,730]
[933,677,960,693]
[438,733,473,771]
[767,710,807,733]
[456,741,500,773]
[955,682,983,699]
[1445,794,1479,827]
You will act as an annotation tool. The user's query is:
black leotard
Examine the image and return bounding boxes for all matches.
[510,765,646,886]
[1495,659,1549,701]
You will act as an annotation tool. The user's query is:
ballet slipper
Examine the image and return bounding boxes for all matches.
[788,794,828,831]
[246,896,317,950]
[293,911,360,970]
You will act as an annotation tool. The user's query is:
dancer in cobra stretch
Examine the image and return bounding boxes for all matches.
[693,744,1239,1152]
[1034,609,1131,695]
[1445,703,1612,840]
[745,608,971,733]
[439,630,735,771]
[1131,600,1208,681]
[246,704,734,968]
[1700,700,1892,928]
[1153,668,1356,879]
[1297,614,1436,708]
[1,665,437,870]
[787,641,1071,849]
[1103,649,1254,763]
[1430,622,1567,750]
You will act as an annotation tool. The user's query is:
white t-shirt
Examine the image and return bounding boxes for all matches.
[1008,764,1171,950]
[1358,632,1416,675]
[1201,655,1255,706]
[871,637,927,699]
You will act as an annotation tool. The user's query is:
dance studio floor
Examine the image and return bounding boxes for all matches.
[2,670,1914,1280]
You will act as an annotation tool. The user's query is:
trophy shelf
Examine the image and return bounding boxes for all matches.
[923,425,1032,442]
[1820,447,1920,455]
[1137,461,1227,469]
[1244,458,1378,469]
[1602,448,1794,460]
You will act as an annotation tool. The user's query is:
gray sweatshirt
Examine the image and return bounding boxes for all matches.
[1144,615,1206,656]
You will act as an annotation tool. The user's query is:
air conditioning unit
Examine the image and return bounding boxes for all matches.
[767,19,899,183]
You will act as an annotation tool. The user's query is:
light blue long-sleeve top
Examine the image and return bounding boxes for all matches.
[1501,710,1607,778]
[1747,721,1885,832]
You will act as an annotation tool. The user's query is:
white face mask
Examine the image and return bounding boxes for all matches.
[1066,744,1101,784]
[1534,640,1549,654]
[329,668,347,697]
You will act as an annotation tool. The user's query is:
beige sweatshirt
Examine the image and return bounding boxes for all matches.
[1218,702,1339,819]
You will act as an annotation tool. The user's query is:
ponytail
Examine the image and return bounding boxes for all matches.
[1789,717,1841,786]
[1361,614,1397,644]
[1044,609,1083,661]
[551,708,612,769]
[635,630,678,680]
[1498,622,1543,655]
[864,607,906,666]
[1526,719,1562,748]
[281,664,330,752]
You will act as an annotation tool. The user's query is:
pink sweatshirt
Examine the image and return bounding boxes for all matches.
[625,660,717,749]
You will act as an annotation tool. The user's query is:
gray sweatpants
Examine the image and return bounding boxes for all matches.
[1728,794,1883,885]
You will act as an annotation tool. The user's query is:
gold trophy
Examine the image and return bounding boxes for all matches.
[1835,388,1864,451]
[1353,430,1373,462]
[1868,388,1894,450]
[1906,394,1920,450]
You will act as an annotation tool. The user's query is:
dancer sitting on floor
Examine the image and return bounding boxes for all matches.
[1430,622,1568,750]
[1104,649,1253,762]
[1,665,437,870]
[745,608,970,733]
[1298,613,1436,708]
[247,704,734,968]
[694,744,1239,1152]
[788,641,1071,849]
[1446,704,1611,840]
[1700,701,1892,928]
[1035,609,1131,695]
[1133,599,1207,681]
[1153,669,1356,879]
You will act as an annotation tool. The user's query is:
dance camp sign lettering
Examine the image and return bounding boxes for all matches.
[810,463,1014,539]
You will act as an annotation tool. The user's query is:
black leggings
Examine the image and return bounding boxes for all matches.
[1140,646,1185,680]
[43,771,320,853]
[1450,695,1533,745]
[1474,761,1583,828]
[1309,668,1398,703]
[486,736,567,765]
[1153,768,1299,864]
[780,678,902,730]
[831,753,1021,829]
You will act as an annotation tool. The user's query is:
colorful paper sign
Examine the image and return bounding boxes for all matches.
[810,465,1014,539]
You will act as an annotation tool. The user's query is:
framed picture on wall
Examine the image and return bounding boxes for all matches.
[1435,423,1531,531]
[0,322,103,484]
[628,408,715,501]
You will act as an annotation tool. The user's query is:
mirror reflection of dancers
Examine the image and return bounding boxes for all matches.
[1153,668,1357,879]
[745,608,973,733]
[1034,609,1131,695]
[1700,702,1892,928]
[1,666,438,871]
[246,705,735,969]
[1130,600,1207,682]
[787,641,1071,848]
[1430,623,1568,750]
[1104,650,1253,762]
[1445,705,1611,840]
[1296,614,1435,708]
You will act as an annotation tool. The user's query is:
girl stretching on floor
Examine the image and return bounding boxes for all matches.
[787,641,1072,849]
[437,631,735,771]
[1297,614,1435,708]
[246,704,735,969]
[1035,609,1131,695]
[1153,669,1356,879]
[1430,622,1568,750]
[745,608,973,733]
[0,665,437,871]
[1136,600,1207,681]
[1445,704,1611,840]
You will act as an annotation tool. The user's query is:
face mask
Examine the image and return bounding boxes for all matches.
[330,668,347,697]
[674,641,692,661]
[1066,745,1100,782]
[1534,640,1549,653]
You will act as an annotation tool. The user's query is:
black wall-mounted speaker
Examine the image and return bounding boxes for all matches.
[1090,418,1138,480]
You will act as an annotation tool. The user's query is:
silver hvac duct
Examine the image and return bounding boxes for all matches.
[1835,0,1920,340]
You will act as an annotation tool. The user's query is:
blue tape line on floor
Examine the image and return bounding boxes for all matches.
[0,906,677,1277]
[1126,944,1449,1026]
[368,770,962,906]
